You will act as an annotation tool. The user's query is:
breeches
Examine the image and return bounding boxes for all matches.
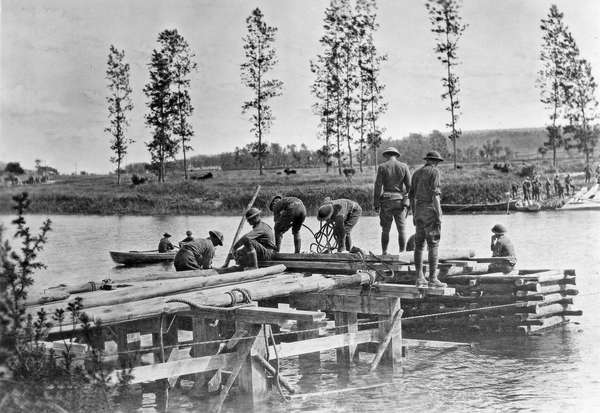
[413,204,440,251]
[379,198,407,232]
[275,205,307,234]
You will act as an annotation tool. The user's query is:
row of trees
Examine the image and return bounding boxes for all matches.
[537,5,599,168]
[311,0,387,175]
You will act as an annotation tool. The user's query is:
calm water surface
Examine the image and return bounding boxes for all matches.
[2,212,599,412]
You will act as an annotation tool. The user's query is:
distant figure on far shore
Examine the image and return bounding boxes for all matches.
[510,182,519,199]
[584,164,592,184]
[564,174,574,196]
[544,176,552,199]
[158,233,175,253]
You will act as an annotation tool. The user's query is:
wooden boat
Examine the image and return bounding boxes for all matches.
[560,184,600,211]
[109,249,177,266]
[515,200,541,212]
[442,200,515,213]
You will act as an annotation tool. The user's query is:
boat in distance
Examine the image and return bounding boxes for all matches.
[109,250,177,266]
[560,184,600,211]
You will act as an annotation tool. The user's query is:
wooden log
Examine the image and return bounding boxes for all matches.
[237,323,269,404]
[377,298,402,367]
[561,309,582,316]
[533,303,572,317]
[374,283,455,297]
[542,276,576,286]
[517,316,568,335]
[184,305,325,326]
[259,260,385,274]
[223,185,261,268]
[25,288,70,306]
[271,249,474,264]
[29,265,285,314]
[290,291,403,315]
[531,284,579,295]
[41,272,372,335]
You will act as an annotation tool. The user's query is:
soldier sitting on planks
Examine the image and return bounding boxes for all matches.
[174,230,224,271]
[373,146,412,255]
[179,230,194,246]
[489,224,517,274]
[317,198,362,253]
[158,232,175,253]
[269,195,307,253]
[230,207,277,269]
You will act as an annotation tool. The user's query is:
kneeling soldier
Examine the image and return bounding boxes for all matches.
[373,146,411,254]
[317,198,362,253]
[231,207,277,269]
[269,195,306,253]
[174,230,224,271]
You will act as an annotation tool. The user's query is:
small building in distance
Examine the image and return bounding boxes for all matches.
[189,165,222,172]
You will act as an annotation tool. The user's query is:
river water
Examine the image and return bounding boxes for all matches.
[1,212,599,412]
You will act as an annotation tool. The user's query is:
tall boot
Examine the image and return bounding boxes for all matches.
[275,231,283,253]
[381,231,389,255]
[428,246,446,287]
[293,232,301,254]
[414,249,427,287]
[345,234,352,252]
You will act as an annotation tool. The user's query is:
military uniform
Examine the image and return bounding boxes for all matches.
[374,157,411,251]
[544,178,551,198]
[180,235,194,244]
[235,221,277,264]
[326,199,362,252]
[409,164,442,254]
[158,237,174,253]
[174,238,215,271]
[272,197,306,252]
[489,234,517,273]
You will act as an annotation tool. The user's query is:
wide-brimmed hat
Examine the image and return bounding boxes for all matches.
[491,224,507,234]
[382,147,401,157]
[185,230,192,236]
[209,230,224,246]
[245,207,261,220]
[163,233,171,238]
[424,151,444,162]
[317,203,334,221]
[269,195,283,211]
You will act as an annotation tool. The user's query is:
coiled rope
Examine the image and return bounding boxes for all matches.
[303,222,337,253]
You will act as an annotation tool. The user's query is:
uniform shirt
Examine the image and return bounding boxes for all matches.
[273,197,305,223]
[491,235,517,265]
[328,199,360,222]
[408,164,441,203]
[244,221,276,250]
[179,238,215,269]
[158,237,174,253]
[180,236,194,244]
[373,158,411,208]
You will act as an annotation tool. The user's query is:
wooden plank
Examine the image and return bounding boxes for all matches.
[371,307,403,372]
[269,329,380,359]
[378,298,402,367]
[402,339,472,348]
[190,316,221,394]
[297,320,320,369]
[184,305,325,325]
[237,323,269,403]
[259,260,402,273]
[289,291,398,315]
[517,316,568,335]
[108,352,236,384]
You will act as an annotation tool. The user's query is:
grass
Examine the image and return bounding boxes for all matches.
[0,160,591,216]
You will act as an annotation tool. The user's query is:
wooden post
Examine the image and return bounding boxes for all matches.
[334,311,358,365]
[297,320,320,370]
[190,315,222,395]
[377,297,403,368]
[237,323,269,403]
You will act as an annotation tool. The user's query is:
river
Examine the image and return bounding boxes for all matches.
[1,212,599,412]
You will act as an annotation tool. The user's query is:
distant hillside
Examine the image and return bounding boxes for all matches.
[458,127,548,157]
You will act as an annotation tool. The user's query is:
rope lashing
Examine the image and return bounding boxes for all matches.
[304,221,338,253]
[226,288,252,306]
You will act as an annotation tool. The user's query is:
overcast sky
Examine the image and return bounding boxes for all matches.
[1,0,599,173]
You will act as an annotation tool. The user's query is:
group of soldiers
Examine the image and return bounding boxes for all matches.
[512,174,576,201]
[157,146,522,286]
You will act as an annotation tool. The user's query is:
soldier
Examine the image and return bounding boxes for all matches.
[553,174,561,195]
[269,195,306,253]
[564,174,574,196]
[584,164,592,184]
[522,178,532,201]
[317,198,362,253]
[408,151,446,288]
[179,230,194,246]
[489,224,517,274]
[373,147,411,254]
[230,208,277,269]
[544,176,552,199]
[531,177,540,201]
[157,233,175,253]
[510,182,519,199]
[174,230,224,271]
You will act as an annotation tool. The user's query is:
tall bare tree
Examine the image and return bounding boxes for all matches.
[105,45,134,185]
[241,8,283,175]
[425,0,467,169]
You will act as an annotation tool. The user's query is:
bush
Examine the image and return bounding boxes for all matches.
[131,174,147,186]
[517,164,536,177]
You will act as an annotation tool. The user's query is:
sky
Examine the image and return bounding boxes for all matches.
[1,0,599,174]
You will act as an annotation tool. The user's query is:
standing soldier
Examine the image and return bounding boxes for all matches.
[230,208,277,269]
[408,151,446,288]
[522,178,531,201]
[269,195,306,253]
[510,182,519,199]
[373,147,411,254]
[544,176,552,199]
[564,174,573,196]
[584,164,592,184]
[317,198,362,253]
[553,174,561,195]
[531,177,540,201]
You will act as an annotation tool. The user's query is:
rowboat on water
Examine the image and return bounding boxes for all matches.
[109,250,177,266]
[514,200,542,212]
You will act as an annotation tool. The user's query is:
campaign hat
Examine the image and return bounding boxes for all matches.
[424,151,444,162]
[209,230,224,246]
[382,147,401,157]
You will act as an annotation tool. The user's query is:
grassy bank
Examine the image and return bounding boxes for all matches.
[0,163,588,215]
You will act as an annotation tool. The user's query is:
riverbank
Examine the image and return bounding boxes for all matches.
[0,165,585,215]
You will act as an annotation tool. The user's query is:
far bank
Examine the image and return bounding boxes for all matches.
[0,165,582,216]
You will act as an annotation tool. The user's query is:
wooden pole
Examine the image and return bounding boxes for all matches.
[253,354,295,394]
[223,185,261,268]
[370,307,403,372]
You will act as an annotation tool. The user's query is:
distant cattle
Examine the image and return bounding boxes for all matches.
[493,163,510,173]
[283,168,297,175]
[191,172,213,180]
[343,168,356,181]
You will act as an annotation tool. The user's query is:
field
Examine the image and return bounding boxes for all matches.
[0,158,592,216]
